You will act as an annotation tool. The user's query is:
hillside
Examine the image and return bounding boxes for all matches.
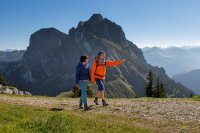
[0,50,25,62]
[0,14,193,97]
[142,46,200,76]
[173,69,200,94]
[0,95,199,132]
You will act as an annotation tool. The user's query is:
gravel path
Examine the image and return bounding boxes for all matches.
[0,95,200,130]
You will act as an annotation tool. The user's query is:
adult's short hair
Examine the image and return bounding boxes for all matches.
[98,51,105,57]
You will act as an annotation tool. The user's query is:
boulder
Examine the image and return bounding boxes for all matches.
[0,84,31,95]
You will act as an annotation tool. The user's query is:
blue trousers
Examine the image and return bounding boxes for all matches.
[79,80,89,106]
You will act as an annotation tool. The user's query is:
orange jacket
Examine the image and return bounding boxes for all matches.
[90,57,123,82]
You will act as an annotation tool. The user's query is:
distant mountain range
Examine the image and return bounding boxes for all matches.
[0,50,25,62]
[142,46,200,77]
[3,49,20,52]
[0,14,193,97]
[173,69,200,94]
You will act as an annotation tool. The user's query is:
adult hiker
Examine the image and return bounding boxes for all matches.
[76,55,91,111]
[90,51,125,106]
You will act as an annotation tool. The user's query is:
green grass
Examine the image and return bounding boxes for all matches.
[0,93,68,100]
[1,94,199,132]
[56,91,74,98]
[0,103,151,133]
[192,95,200,101]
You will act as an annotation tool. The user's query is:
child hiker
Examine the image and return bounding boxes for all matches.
[90,52,125,106]
[76,55,91,111]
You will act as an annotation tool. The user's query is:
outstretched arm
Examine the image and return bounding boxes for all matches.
[106,59,125,66]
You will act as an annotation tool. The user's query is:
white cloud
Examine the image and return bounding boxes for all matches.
[134,40,200,48]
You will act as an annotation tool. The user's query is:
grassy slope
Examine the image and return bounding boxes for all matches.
[0,94,200,133]
[192,95,200,101]
[57,78,137,98]
[0,103,149,133]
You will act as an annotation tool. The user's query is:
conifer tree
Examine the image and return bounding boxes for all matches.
[159,83,166,98]
[154,78,160,98]
[146,70,153,97]
[0,75,9,86]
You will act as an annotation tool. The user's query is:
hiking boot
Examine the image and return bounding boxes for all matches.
[94,97,99,105]
[79,106,84,109]
[102,100,109,106]
[84,106,91,111]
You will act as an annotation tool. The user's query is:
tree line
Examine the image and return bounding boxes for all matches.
[146,70,166,98]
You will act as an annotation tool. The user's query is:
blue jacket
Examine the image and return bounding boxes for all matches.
[76,62,91,84]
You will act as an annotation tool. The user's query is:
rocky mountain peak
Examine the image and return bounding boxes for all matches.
[88,13,103,23]
[28,28,67,47]
[24,28,68,60]
[75,14,127,46]
[31,28,64,38]
[77,14,103,29]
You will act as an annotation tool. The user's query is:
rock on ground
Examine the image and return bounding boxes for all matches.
[0,84,31,95]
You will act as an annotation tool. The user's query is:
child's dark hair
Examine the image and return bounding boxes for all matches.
[80,55,89,62]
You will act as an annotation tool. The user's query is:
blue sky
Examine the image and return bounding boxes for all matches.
[0,0,200,50]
